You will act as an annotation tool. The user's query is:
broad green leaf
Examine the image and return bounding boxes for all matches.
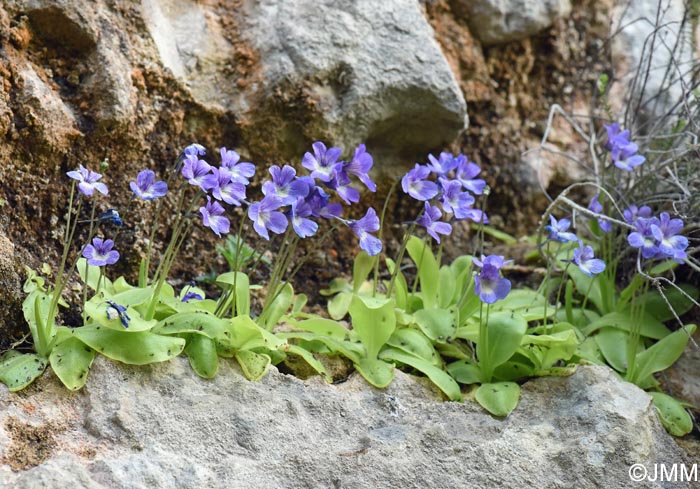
[380,348,462,401]
[475,382,520,416]
[477,312,527,381]
[154,311,229,339]
[629,324,696,385]
[355,357,394,388]
[292,294,308,315]
[385,258,409,310]
[0,351,47,392]
[216,272,250,317]
[353,252,376,293]
[635,284,698,322]
[594,327,628,373]
[574,337,606,365]
[49,336,95,390]
[320,278,351,296]
[235,350,270,381]
[72,325,185,365]
[567,265,605,313]
[386,328,441,366]
[275,332,363,363]
[649,392,693,437]
[84,298,157,332]
[77,258,114,294]
[229,315,286,351]
[437,266,457,308]
[582,312,671,339]
[111,286,154,307]
[348,295,396,360]
[413,308,457,343]
[446,360,482,384]
[493,360,535,381]
[285,318,348,340]
[406,236,439,309]
[260,283,294,330]
[328,291,352,320]
[184,335,219,379]
[492,289,552,321]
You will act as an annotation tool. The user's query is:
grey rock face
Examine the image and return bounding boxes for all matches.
[238,0,468,163]
[609,0,693,123]
[0,357,691,488]
[452,0,572,45]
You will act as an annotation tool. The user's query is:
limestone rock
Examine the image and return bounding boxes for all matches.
[238,0,468,164]
[451,0,572,46]
[0,357,691,488]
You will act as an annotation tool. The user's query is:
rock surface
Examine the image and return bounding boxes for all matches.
[451,0,572,45]
[0,357,692,488]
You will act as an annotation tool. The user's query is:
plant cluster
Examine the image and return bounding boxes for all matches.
[0,122,697,436]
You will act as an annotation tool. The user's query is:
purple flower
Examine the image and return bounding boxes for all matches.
[220,147,255,185]
[130,170,168,200]
[455,156,486,195]
[588,194,611,233]
[210,167,246,206]
[623,205,652,224]
[302,142,343,182]
[306,186,342,219]
[344,144,376,192]
[628,217,661,259]
[290,198,318,238]
[67,165,109,197]
[473,255,512,304]
[572,244,606,277]
[181,154,215,190]
[199,197,230,237]
[328,171,360,205]
[82,238,120,266]
[262,165,310,205]
[416,202,452,244]
[604,123,645,171]
[348,208,382,256]
[427,152,459,176]
[439,178,476,219]
[181,291,204,302]
[98,208,123,227]
[545,215,579,243]
[184,143,206,156]
[401,164,439,201]
[248,197,288,240]
[651,212,688,262]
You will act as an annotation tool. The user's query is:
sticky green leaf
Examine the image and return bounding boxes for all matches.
[235,350,271,381]
[260,283,294,330]
[328,291,353,320]
[477,312,527,378]
[413,307,457,343]
[0,351,47,392]
[447,360,482,384]
[582,312,671,339]
[629,324,696,385]
[154,311,229,339]
[49,336,95,390]
[475,382,520,417]
[77,258,114,294]
[355,357,394,388]
[348,295,396,360]
[352,252,376,293]
[282,344,330,382]
[285,318,348,340]
[72,325,185,365]
[386,328,441,366]
[649,392,693,437]
[594,327,628,373]
[184,334,219,379]
[406,236,439,309]
[380,348,462,401]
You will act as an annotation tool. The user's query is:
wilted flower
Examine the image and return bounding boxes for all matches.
[572,244,606,277]
[545,215,578,243]
[416,202,452,243]
[181,291,204,302]
[199,197,230,237]
[473,255,512,304]
[130,170,168,200]
[348,208,382,256]
[98,208,123,227]
[82,238,120,266]
[105,300,131,328]
[67,165,109,197]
